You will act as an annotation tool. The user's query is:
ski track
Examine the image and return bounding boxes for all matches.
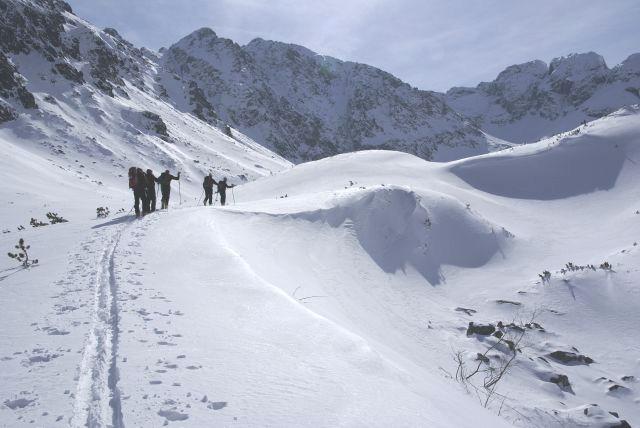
[71,224,128,428]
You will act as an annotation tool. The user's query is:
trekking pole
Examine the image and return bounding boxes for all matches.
[198,189,204,205]
[178,178,182,205]
[232,187,236,205]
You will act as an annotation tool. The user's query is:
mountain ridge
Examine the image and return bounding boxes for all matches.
[1,0,639,165]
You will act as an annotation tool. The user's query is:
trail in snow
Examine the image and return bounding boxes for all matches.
[71,222,129,428]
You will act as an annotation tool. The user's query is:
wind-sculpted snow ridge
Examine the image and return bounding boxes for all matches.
[450,105,640,200]
[239,186,509,285]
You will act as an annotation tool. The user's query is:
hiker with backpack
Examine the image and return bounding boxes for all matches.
[212,177,235,206]
[203,173,215,206]
[128,167,149,217]
[158,169,180,209]
[145,169,159,212]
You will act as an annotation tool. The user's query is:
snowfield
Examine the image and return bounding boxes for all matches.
[1,106,640,427]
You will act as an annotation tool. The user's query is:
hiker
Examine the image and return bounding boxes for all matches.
[128,167,148,217]
[157,169,180,209]
[212,177,235,206]
[145,169,159,212]
[203,173,214,206]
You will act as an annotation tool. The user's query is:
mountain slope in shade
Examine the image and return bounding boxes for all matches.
[158,28,492,162]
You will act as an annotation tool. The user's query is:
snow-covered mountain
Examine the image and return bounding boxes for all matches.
[158,28,491,162]
[446,52,640,143]
[2,2,640,426]
[0,0,291,202]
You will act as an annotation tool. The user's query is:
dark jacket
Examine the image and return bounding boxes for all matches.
[203,175,214,190]
[146,171,158,192]
[135,169,147,192]
[213,179,234,194]
[158,172,179,191]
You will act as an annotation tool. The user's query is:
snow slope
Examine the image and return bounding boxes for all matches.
[0,0,292,228]
[2,106,639,427]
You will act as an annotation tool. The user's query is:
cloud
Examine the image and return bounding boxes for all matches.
[66,0,640,91]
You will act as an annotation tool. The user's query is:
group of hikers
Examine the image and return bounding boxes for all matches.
[203,173,235,206]
[128,167,235,217]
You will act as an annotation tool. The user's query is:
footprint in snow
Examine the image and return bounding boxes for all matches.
[158,409,189,421]
[44,327,70,336]
[4,397,36,409]
[207,402,227,410]
[24,353,61,365]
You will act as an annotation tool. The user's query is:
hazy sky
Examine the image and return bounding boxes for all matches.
[66,0,640,92]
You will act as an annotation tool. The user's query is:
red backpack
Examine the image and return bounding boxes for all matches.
[128,167,137,189]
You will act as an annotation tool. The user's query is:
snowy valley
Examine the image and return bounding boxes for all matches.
[1,0,640,427]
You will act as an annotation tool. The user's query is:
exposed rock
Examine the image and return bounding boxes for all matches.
[475,353,489,364]
[466,322,495,336]
[495,299,522,306]
[607,384,631,394]
[0,51,37,109]
[547,351,594,365]
[142,111,169,138]
[549,374,573,393]
[0,100,17,123]
[54,62,83,83]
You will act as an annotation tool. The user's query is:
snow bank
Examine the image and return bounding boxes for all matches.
[450,106,640,200]
[247,186,507,285]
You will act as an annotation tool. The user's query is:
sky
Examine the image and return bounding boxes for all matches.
[65,0,640,92]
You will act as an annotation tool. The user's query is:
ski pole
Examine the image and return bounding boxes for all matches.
[178,176,182,205]
[232,187,236,205]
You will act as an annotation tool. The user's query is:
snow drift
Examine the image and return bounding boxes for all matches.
[240,186,507,285]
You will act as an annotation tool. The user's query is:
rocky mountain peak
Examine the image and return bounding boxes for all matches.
[495,60,548,82]
[616,53,640,80]
[548,52,608,81]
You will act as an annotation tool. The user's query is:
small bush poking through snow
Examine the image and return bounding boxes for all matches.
[96,207,110,218]
[46,212,68,224]
[7,238,38,267]
[539,270,551,283]
[455,312,539,408]
[599,261,612,271]
[29,218,47,227]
